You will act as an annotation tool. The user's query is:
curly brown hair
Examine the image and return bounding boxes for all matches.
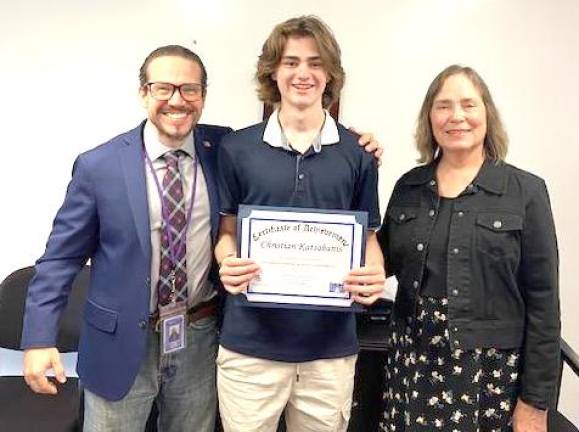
[256,16,345,109]
[415,65,508,164]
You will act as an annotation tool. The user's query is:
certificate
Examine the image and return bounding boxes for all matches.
[237,205,367,310]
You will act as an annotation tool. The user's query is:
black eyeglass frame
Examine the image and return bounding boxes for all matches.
[145,82,205,102]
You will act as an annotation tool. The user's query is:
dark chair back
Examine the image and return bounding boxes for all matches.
[0,265,90,351]
[0,265,90,432]
[0,266,36,350]
[549,409,578,431]
[551,337,579,431]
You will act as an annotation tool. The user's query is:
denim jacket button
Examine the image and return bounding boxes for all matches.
[413,280,419,289]
[452,248,459,255]
[428,209,435,217]
[416,243,424,252]
[452,289,459,296]
[493,220,502,229]
[399,213,406,221]
[457,211,464,217]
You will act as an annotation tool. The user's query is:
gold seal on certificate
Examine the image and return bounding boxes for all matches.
[237,205,367,310]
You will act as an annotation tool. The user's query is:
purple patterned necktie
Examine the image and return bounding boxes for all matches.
[157,150,188,307]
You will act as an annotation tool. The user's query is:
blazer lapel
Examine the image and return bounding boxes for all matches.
[119,122,151,258]
[194,127,220,242]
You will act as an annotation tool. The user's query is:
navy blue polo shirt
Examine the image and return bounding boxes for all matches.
[217,111,380,362]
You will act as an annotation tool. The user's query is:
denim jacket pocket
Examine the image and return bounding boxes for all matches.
[387,206,418,225]
[475,212,522,259]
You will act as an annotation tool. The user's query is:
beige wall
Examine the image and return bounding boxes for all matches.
[0,0,577,422]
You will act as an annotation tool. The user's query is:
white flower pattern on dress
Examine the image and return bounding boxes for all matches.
[380,296,520,432]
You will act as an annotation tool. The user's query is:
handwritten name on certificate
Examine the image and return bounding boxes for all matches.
[237,205,367,309]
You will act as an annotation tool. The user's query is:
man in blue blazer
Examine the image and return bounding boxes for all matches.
[20,44,381,431]
[21,45,232,432]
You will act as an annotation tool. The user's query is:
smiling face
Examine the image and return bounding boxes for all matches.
[272,36,328,112]
[430,73,487,157]
[140,55,205,147]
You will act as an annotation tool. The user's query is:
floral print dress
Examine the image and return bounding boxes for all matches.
[379,296,521,432]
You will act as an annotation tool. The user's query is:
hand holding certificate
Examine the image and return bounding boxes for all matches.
[343,263,388,306]
[234,205,371,310]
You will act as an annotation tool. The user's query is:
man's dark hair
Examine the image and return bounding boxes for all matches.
[139,45,208,96]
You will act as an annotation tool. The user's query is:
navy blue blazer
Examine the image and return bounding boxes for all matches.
[21,121,232,400]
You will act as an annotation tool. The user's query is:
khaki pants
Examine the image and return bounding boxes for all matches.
[217,346,357,432]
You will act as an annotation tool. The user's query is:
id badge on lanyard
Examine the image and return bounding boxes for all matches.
[160,287,187,355]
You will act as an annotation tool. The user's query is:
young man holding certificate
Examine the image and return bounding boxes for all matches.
[215,16,386,432]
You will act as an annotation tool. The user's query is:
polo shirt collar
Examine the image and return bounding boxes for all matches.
[143,119,196,161]
[263,109,339,152]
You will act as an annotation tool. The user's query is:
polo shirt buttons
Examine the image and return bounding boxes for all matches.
[428,209,435,217]
[416,243,424,252]
[493,220,502,229]
[298,173,305,180]
[413,280,419,289]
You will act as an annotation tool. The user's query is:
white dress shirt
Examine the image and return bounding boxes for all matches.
[143,120,213,312]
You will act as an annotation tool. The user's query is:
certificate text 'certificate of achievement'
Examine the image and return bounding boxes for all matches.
[237,205,367,310]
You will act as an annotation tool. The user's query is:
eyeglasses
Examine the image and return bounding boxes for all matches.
[146,82,204,102]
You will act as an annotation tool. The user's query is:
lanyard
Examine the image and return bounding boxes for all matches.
[143,146,198,267]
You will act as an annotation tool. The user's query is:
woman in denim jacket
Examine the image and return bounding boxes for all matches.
[378,65,560,432]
